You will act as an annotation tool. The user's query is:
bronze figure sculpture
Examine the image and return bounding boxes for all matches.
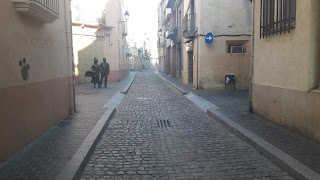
[100,58,110,88]
[91,57,100,88]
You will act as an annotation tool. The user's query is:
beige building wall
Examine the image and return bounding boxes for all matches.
[252,0,320,141]
[198,36,251,89]
[72,0,128,83]
[0,0,73,162]
[183,0,252,89]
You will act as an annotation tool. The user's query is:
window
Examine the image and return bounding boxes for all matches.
[226,40,248,54]
[260,0,296,38]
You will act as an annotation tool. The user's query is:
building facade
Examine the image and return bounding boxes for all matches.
[129,46,141,71]
[0,0,74,162]
[160,0,252,89]
[251,0,320,142]
[72,0,129,83]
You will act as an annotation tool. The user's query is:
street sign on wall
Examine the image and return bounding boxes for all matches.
[205,32,214,45]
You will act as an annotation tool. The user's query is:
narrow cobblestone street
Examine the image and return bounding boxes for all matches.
[81,71,293,180]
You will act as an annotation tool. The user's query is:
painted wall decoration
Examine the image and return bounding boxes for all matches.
[19,58,30,80]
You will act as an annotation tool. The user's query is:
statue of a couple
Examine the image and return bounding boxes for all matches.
[91,57,110,88]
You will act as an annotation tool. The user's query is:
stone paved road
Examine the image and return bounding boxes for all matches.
[157,71,320,175]
[0,72,135,180]
[81,71,293,180]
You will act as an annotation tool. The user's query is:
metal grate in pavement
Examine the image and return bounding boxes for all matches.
[157,120,171,127]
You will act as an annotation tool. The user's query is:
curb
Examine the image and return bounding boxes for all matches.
[154,71,188,95]
[207,107,320,180]
[120,72,136,94]
[55,107,116,180]
[103,91,126,109]
[185,92,219,112]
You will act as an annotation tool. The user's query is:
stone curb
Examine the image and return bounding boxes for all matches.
[120,72,136,94]
[154,71,188,95]
[207,107,320,180]
[185,92,220,112]
[104,91,126,109]
[55,107,116,180]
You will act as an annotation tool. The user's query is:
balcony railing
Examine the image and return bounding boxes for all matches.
[157,37,166,47]
[183,13,196,39]
[33,0,59,15]
[73,11,106,26]
[12,0,59,23]
[173,27,182,43]
[166,24,174,40]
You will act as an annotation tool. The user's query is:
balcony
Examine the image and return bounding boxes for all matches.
[12,0,59,23]
[166,23,174,39]
[183,13,197,39]
[163,8,171,25]
[173,27,182,43]
[157,37,166,48]
[73,15,106,27]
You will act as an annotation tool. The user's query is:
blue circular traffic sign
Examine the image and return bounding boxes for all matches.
[205,32,214,45]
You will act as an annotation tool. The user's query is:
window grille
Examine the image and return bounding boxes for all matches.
[260,0,296,38]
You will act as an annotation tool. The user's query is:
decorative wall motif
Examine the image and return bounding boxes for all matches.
[19,58,30,80]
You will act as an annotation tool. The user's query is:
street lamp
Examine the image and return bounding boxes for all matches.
[124,11,129,21]
[118,11,129,81]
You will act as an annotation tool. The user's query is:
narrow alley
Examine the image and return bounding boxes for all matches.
[80,71,292,179]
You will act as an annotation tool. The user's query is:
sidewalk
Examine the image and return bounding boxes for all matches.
[0,72,136,180]
[156,71,320,176]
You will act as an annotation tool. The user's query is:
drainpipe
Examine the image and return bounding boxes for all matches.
[249,0,255,112]
[118,21,122,81]
[65,0,76,114]
[196,35,199,89]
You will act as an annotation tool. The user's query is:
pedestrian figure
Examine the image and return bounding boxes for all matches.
[100,58,110,88]
[91,57,100,88]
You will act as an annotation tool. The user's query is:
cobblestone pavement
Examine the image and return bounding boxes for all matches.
[0,72,135,180]
[157,71,320,174]
[81,71,293,180]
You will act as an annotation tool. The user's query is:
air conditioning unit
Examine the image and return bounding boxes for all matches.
[230,46,244,54]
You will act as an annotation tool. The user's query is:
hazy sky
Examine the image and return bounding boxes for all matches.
[124,0,159,58]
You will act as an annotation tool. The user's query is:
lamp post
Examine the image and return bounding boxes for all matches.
[118,11,129,81]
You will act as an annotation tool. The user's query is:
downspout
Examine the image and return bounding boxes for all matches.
[249,0,255,112]
[196,35,199,89]
[176,11,178,79]
[118,21,121,81]
[65,0,76,114]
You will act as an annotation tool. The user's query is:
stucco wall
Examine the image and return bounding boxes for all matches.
[252,84,320,142]
[253,0,317,91]
[72,0,128,83]
[199,0,252,36]
[184,0,252,89]
[0,0,72,162]
[0,1,72,89]
[198,36,251,89]
[181,44,189,85]
[73,33,104,83]
[105,0,128,81]
[252,0,320,142]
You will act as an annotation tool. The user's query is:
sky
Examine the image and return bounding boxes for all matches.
[123,0,159,59]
